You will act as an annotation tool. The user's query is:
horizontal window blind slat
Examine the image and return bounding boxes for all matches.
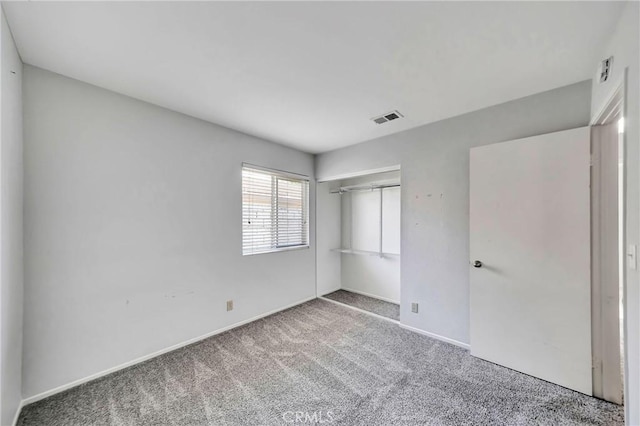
[242,166,308,255]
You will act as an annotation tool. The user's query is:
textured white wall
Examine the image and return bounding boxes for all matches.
[22,65,316,399]
[590,2,639,423]
[316,81,591,345]
[0,9,24,426]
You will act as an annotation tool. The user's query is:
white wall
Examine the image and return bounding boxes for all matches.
[0,8,23,426]
[316,181,341,296]
[22,65,316,399]
[316,80,591,345]
[590,2,639,423]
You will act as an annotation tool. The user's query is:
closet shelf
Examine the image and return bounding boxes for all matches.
[330,248,400,257]
[330,182,400,194]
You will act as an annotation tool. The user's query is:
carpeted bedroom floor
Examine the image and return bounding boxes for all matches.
[18,299,623,426]
[323,289,400,321]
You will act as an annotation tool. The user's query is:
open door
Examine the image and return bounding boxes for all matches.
[470,127,592,394]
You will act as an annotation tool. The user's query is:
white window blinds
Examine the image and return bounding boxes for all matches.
[242,165,309,255]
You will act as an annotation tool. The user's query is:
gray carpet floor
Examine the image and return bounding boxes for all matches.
[18,299,623,426]
[323,289,400,320]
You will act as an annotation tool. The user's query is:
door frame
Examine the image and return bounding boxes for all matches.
[315,166,402,304]
[590,77,626,406]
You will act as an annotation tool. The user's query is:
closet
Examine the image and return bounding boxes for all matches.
[316,169,401,320]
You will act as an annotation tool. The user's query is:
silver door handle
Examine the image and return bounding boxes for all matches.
[473,260,483,268]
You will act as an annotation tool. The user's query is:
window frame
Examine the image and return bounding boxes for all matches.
[241,163,310,256]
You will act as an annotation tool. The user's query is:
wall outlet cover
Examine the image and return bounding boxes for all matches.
[411,302,419,313]
[226,300,234,311]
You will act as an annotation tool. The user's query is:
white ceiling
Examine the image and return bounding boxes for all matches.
[3,1,624,153]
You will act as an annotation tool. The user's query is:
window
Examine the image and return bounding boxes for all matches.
[242,164,309,255]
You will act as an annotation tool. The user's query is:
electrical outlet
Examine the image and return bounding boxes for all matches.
[226,300,233,311]
[411,303,419,313]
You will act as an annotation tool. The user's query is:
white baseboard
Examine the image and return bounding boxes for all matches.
[399,324,470,350]
[340,287,400,304]
[319,297,469,352]
[21,296,316,407]
[317,286,341,297]
[12,400,25,426]
[319,296,399,324]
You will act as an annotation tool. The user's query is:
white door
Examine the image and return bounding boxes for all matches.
[470,127,592,395]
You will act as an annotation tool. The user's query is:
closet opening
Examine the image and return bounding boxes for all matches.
[316,168,401,321]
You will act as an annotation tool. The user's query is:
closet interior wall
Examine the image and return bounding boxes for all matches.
[317,170,401,303]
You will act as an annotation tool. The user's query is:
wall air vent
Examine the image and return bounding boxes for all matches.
[372,110,404,125]
[600,56,613,83]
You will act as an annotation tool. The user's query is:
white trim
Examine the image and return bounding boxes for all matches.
[318,297,470,351]
[340,287,400,304]
[317,285,341,297]
[589,71,629,416]
[399,324,470,350]
[590,78,624,126]
[319,296,399,324]
[11,400,24,426]
[590,122,624,403]
[21,296,316,406]
[317,165,401,183]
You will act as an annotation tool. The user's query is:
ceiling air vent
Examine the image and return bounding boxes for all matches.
[372,110,404,125]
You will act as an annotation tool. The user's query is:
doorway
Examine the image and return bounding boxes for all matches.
[316,168,401,321]
[468,108,626,404]
[590,84,625,405]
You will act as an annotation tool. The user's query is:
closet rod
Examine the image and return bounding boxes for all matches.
[330,183,400,194]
